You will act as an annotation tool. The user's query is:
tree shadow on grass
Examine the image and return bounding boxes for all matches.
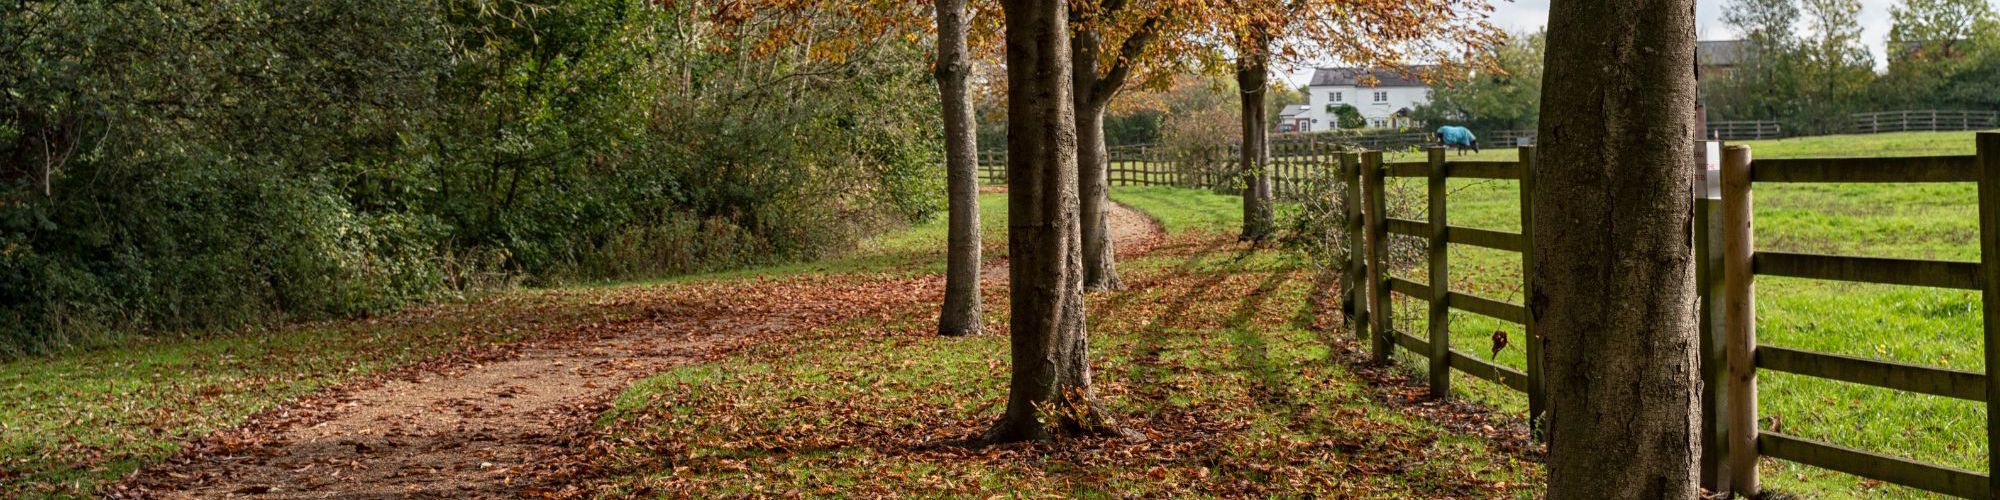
[1221,268,1302,416]
[1114,238,1239,397]
[1291,267,1355,366]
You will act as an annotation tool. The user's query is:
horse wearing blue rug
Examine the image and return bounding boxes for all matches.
[1435,126,1479,155]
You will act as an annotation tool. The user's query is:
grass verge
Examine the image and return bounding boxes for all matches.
[554,187,1545,497]
[0,194,1012,497]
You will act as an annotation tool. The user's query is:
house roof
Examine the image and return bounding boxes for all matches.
[1308,67,1430,87]
[1894,38,1972,59]
[1278,104,1311,118]
[1697,40,1752,67]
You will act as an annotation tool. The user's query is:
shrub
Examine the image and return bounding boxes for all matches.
[0,1,944,356]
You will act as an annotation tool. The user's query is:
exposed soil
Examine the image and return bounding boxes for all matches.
[1105,203,1159,251]
[116,203,1161,499]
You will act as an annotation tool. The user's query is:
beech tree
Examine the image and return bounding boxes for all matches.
[1534,0,1701,497]
[988,0,1127,443]
[936,0,983,336]
[1234,21,1278,242]
[1068,0,1205,290]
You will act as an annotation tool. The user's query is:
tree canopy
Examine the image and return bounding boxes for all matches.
[1707,0,2000,129]
[1412,31,1546,132]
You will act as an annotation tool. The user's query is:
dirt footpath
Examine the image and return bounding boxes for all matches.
[120,203,1160,499]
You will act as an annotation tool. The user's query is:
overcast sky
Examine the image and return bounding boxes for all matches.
[1280,0,2000,86]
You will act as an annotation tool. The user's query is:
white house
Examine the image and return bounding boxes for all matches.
[1295,67,1432,132]
[1276,104,1312,133]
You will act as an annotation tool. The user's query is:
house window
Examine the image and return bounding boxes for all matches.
[1331,92,1343,103]
[1373,91,1388,103]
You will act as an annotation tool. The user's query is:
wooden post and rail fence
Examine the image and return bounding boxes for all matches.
[977,134,1364,198]
[1349,145,1545,420]
[976,131,2000,497]
[1853,110,2000,135]
[1706,135,2000,498]
[1341,135,1999,498]
[979,145,1233,188]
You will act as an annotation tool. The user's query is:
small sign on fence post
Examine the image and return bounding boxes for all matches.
[1694,141,1722,200]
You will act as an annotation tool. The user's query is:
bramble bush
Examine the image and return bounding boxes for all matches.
[0,0,942,356]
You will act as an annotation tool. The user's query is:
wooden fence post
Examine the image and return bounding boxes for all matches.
[1697,143,1730,491]
[1427,146,1451,396]
[1977,132,1999,498]
[1519,145,1544,426]
[1342,152,1366,343]
[1365,150,1392,364]
[1722,144,1759,496]
[1144,147,1160,188]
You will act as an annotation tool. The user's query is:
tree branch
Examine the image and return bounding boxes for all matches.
[1089,11,1166,107]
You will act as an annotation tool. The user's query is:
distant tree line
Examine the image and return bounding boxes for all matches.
[0,0,943,356]
[1411,0,1998,138]
[1705,0,1999,134]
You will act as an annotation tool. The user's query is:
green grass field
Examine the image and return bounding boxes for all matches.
[1376,130,1995,498]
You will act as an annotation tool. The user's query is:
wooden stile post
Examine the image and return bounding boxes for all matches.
[1722,145,1759,496]
[1519,145,1545,427]
[1342,152,1366,344]
[1427,146,1451,396]
[1697,143,1731,491]
[1978,132,2000,498]
[1365,151,1392,364]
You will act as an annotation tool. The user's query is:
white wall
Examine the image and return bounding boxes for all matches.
[1300,85,1431,130]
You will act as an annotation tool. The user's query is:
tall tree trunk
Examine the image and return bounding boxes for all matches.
[1236,36,1275,242]
[935,0,983,337]
[988,0,1119,443]
[1536,0,1700,497]
[1072,24,1122,291]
